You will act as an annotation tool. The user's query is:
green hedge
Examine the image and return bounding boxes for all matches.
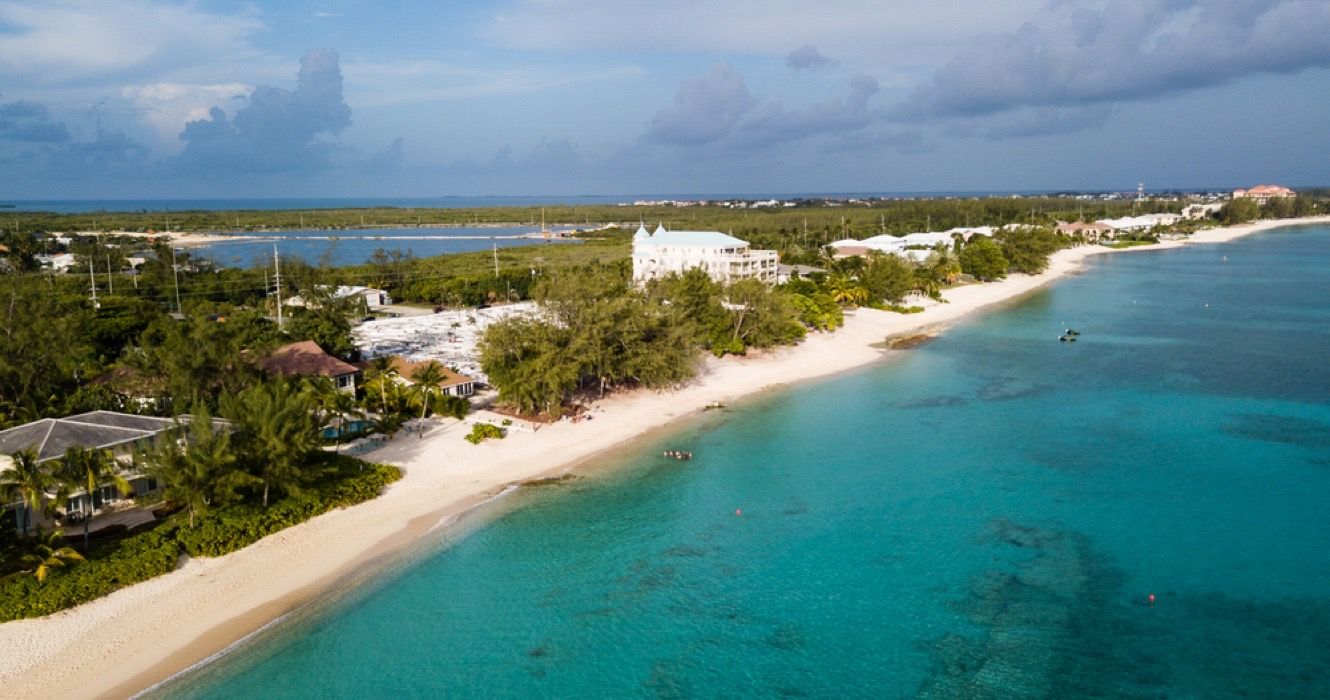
[0,526,179,621]
[0,459,401,622]
[178,462,401,558]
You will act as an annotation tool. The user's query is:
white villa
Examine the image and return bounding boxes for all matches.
[631,225,778,285]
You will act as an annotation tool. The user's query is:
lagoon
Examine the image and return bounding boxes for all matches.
[158,226,1330,697]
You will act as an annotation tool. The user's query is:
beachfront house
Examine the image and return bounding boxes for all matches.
[1056,221,1114,242]
[1096,213,1182,234]
[827,229,983,260]
[1182,203,1224,220]
[381,357,477,397]
[631,225,778,285]
[1232,185,1294,203]
[0,411,229,530]
[259,341,361,393]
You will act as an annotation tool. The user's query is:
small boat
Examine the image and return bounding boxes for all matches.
[1059,335,1077,343]
[1064,329,1081,336]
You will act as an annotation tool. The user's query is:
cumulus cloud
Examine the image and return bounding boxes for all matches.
[0,98,70,143]
[901,0,1330,119]
[644,66,882,149]
[122,82,251,150]
[174,49,353,173]
[736,75,879,147]
[645,65,756,146]
[786,45,835,71]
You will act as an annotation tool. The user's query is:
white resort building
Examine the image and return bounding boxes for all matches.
[632,225,778,285]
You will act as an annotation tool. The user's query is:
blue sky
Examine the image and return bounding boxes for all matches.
[1,0,1328,198]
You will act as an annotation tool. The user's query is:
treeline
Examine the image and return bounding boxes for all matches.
[1219,195,1324,225]
[4,196,1192,238]
[477,263,834,415]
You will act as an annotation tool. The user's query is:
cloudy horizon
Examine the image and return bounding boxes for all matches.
[2,0,1328,199]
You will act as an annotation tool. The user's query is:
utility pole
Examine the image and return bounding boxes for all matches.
[106,255,113,294]
[274,244,284,327]
[171,247,182,314]
[88,258,98,308]
[492,242,500,278]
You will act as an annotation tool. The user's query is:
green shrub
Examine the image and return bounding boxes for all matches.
[464,422,506,444]
[0,458,401,621]
[0,526,180,622]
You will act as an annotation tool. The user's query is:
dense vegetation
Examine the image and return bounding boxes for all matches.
[0,456,399,621]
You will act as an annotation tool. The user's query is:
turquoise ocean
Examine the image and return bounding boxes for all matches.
[156,225,1330,698]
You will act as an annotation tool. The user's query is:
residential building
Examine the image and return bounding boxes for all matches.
[259,340,360,392]
[0,411,229,527]
[631,225,778,284]
[1182,203,1224,219]
[35,252,77,273]
[1097,213,1181,233]
[776,264,826,284]
[1056,221,1114,241]
[284,285,392,310]
[1232,184,1295,203]
[381,357,477,397]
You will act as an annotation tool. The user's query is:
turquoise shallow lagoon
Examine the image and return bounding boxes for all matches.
[158,226,1330,698]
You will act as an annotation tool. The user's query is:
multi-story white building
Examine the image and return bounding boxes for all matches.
[631,225,778,285]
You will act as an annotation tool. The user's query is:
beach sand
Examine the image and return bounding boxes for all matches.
[1,216,1324,698]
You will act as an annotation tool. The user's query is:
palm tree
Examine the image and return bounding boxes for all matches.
[310,378,365,453]
[20,529,84,583]
[138,412,247,528]
[223,381,319,507]
[826,275,868,306]
[57,446,130,551]
[362,356,396,415]
[409,361,447,438]
[0,449,49,537]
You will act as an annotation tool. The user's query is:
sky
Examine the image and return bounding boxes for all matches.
[1,0,1329,199]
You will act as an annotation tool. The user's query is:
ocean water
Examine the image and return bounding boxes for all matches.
[187,226,577,268]
[156,225,1330,698]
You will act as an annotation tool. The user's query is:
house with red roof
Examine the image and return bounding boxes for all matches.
[259,341,360,393]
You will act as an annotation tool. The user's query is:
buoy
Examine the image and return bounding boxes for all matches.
[1148,593,1156,605]
[735,508,742,516]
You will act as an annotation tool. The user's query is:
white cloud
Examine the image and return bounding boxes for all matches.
[0,0,265,85]
[122,82,252,152]
[485,0,1045,67]
[900,0,1330,119]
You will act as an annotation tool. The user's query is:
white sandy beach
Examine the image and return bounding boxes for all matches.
[1,216,1325,698]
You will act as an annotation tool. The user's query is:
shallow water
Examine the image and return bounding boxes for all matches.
[157,226,1330,698]
[189,225,575,268]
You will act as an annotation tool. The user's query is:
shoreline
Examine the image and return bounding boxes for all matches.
[2,216,1325,697]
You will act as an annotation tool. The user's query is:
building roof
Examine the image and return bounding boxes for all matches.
[1236,184,1294,195]
[0,411,206,463]
[259,341,359,378]
[636,227,749,248]
[383,357,475,388]
[1056,221,1113,232]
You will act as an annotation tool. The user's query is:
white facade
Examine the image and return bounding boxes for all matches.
[632,225,778,284]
